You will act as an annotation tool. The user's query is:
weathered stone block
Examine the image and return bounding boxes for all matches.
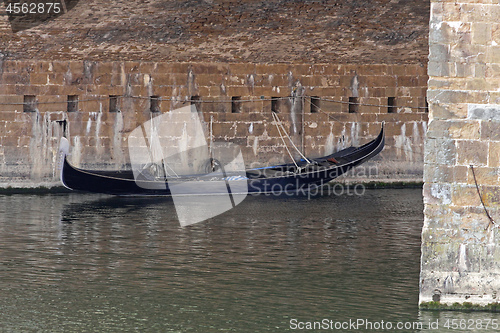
[449,120,481,139]
[428,61,450,77]
[468,103,500,121]
[425,136,457,166]
[29,73,47,85]
[252,86,280,97]
[0,110,17,121]
[471,22,492,45]
[455,63,475,78]
[486,46,500,63]
[480,120,500,141]
[0,84,17,95]
[154,62,190,74]
[424,165,456,183]
[0,61,17,73]
[37,96,67,112]
[467,166,499,187]
[431,103,467,120]
[424,182,452,205]
[2,73,29,85]
[310,86,341,97]
[195,74,223,87]
[123,61,141,73]
[45,73,65,86]
[451,184,482,207]
[429,43,451,63]
[255,64,289,75]
[151,74,174,86]
[226,86,252,96]
[481,185,500,207]
[194,63,230,75]
[386,64,405,76]
[136,62,156,74]
[423,203,454,227]
[0,95,23,109]
[427,78,450,90]
[311,64,339,76]
[94,62,116,76]
[318,100,342,113]
[425,119,445,139]
[288,64,314,76]
[454,165,469,183]
[69,61,86,75]
[94,74,112,86]
[420,240,461,272]
[229,63,256,75]
[253,74,271,86]
[465,78,495,91]
[492,23,500,47]
[49,61,69,73]
[488,142,500,167]
[456,140,488,166]
[299,75,323,87]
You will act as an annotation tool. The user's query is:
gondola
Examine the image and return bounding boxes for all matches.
[59,105,384,197]
[59,124,385,197]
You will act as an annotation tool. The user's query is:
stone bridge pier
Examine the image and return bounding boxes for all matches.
[420,0,500,306]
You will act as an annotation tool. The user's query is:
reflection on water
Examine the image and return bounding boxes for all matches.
[0,189,498,332]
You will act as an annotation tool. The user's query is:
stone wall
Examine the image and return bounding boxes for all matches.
[0,0,430,64]
[0,60,428,187]
[420,0,500,305]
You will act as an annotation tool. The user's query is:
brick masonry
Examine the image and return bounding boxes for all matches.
[0,60,428,186]
[421,0,500,305]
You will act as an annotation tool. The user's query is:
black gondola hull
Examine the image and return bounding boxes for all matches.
[61,125,385,196]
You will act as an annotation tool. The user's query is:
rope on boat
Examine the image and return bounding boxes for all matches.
[272,111,311,165]
[470,165,496,230]
[272,111,301,171]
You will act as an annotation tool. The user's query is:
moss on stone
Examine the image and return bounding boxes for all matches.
[0,186,71,195]
[420,301,500,312]
[329,180,423,189]
[362,181,423,189]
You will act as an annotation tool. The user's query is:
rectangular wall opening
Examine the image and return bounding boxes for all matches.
[348,97,358,113]
[109,95,120,112]
[67,95,78,112]
[387,97,396,113]
[310,96,320,113]
[231,96,241,113]
[425,97,429,113]
[23,95,37,112]
[150,96,160,113]
[271,97,279,113]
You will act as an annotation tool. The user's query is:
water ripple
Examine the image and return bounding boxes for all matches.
[0,189,462,332]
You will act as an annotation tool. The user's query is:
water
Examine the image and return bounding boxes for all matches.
[0,189,498,332]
